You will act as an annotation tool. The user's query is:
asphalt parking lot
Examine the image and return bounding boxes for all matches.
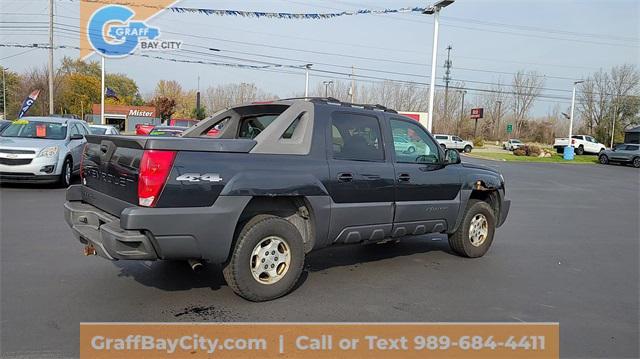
[1,158,638,358]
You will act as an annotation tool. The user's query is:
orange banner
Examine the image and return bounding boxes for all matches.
[81,322,559,358]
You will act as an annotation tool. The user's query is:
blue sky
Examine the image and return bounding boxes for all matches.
[1,0,638,115]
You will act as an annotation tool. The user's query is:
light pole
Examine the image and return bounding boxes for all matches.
[423,0,455,133]
[568,80,584,151]
[2,67,7,119]
[323,80,333,97]
[304,64,312,97]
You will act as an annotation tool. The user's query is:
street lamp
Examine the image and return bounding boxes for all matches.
[568,80,584,151]
[322,80,333,97]
[423,0,455,132]
[304,64,312,97]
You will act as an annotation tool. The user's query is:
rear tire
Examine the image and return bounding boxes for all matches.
[575,146,584,155]
[463,145,472,153]
[223,215,305,302]
[448,199,496,258]
[58,157,72,188]
[633,157,640,168]
[556,147,563,154]
[599,154,609,165]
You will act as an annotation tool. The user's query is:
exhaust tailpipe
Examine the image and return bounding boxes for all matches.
[188,259,204,273]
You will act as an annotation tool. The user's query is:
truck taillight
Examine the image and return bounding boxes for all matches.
[571,139,575,144]
[138,150,176,207]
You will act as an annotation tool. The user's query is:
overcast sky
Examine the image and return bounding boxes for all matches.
[1,0,638,115]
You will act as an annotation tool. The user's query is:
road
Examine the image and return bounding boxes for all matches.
[1,158,638,358]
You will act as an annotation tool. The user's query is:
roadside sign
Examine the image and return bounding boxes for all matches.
[470,108,484,119]
[507,124,513,133]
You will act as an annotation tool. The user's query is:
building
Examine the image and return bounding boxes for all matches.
[624,126,640,144]
[87,104,161,132]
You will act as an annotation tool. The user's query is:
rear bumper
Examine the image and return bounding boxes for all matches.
[64,185,251,262]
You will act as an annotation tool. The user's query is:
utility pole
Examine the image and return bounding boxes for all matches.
[322,80,333,98]
[443,45,452,123]
[48,0,54,114]
[457,89,465,135]
[350,65,355,103]
[495,100,502,139]
[304,64,312,97]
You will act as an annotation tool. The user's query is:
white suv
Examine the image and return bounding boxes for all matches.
[434,134,473,153]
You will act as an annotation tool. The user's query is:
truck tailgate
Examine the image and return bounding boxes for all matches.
[81,135,256,212]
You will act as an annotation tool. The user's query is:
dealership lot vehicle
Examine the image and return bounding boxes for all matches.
[0,116,89,186]
[0,119,11,133]
[148,125,187,136]
[502,139,524,151]
[553,135,606,155]
[434,134,473,152]
[599,143,640,167]
[64,98,510,301]
[135,123,155,135]
[89,124,120,135]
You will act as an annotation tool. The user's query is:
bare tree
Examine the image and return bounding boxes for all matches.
[204,83,278,113]
[480,80,508,140]
[511,70,545,137]
[578,64,640,144]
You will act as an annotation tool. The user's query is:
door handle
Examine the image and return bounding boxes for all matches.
[337,172,353,182]
[398,173,411,182]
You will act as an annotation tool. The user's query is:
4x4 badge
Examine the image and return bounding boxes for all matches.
[176,173,222,182]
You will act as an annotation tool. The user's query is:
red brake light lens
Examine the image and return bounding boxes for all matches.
[571,139,575,144]
[138,150,176,207]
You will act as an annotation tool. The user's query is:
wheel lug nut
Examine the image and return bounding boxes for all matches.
[275,257,278,261]
[271,264,275,268]
[261,258,265,263]
[264,265,268,269]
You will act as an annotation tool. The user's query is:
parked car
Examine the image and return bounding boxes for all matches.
[434,134,473,153]
[89,125,120,135]
[0,116,89,186]
[392,135,417,153]
[553,135,606,155]
[503,139,524,151]
[64,98,510,301]
[0,119,11,134]
[598,143,640,168]
[135,123,155,135]
[167,118,198,127]
[148,125,187,137]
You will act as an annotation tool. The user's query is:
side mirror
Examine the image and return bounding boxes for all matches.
[444,148,461,165]
[70,134,84,140]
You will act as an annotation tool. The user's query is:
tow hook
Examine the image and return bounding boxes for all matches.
[83,244,97,256]
[188,259,204,273]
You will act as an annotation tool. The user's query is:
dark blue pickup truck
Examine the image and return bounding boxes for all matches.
[64,98,510,301]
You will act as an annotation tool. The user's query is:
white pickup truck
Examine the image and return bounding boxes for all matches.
[553,135,606,155]
[434,134,474,153]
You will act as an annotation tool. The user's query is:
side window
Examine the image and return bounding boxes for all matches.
[390,118,440,164]
[625,145,639,151]
[238,115,279,139]
[331,112,383,161]
[453,136,462,142]
[69,124,81,136]
[435,135,447,140]
[78,123,89,135]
